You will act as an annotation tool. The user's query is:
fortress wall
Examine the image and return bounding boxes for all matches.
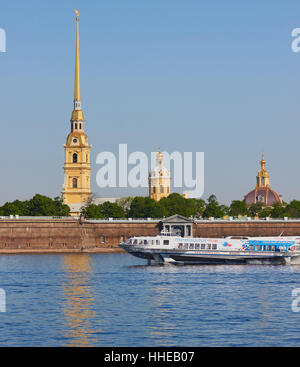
[92,222,159,247]
[0,220,96,251]
[193,221,300,238]
[0,219,299,252]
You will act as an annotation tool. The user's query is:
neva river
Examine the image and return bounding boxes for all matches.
[1,253,300,346]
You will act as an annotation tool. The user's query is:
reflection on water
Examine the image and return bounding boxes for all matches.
[146,272,176,346]
[61,254,98,346]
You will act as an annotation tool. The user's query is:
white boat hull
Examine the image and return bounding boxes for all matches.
[119,233,300,266]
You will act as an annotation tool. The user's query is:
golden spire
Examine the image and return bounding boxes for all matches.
[260,153,266,170]
[71,9,84,124]
[74,9,80,102]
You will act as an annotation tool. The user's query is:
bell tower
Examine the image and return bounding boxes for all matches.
[62,10,91,213]
[149,148,171,201]
[256,154,270,188]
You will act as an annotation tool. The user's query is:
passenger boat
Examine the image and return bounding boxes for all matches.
[119,232,300,265]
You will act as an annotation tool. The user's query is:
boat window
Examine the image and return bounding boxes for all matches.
[249,245,254,251]
[195,244,200,249]
[144,240,148,245]
[189,244,194,249]
[156,240,160,245]
[139,240,143,245]
[255,245,260,251]
[207,244,211,250]
[163,240,169,245]
[184,243,188,249]
[212,244,217,250]
[201,244,205,250]
[178,243,183,249]
[272,245,276,251]
[266,245,271,251]
[133,239,138,245]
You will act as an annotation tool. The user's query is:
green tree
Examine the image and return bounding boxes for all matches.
[0,195,70,216]
[248,202,263,217]
[229,200,248,217]
[81,204,103,218]
[1,200,29,216]
[259,207,272,218]
[27,194,70,216]
[270,203,288,218]
[129,197,167,218]
[159,193,190,217]
[100,202,126,218]
[53,196,71,216]
[285,200,300,218]
[202,195,225,218]
[185,198,206,217]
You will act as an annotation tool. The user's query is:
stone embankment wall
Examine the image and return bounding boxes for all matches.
[0,218,300,253]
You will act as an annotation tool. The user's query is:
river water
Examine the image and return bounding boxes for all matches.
[0,253,300,346]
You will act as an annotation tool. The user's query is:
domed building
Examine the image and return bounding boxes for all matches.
[244,155,282,207]
[149,148,171,201]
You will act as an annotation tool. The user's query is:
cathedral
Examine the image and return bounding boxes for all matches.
[62,11,92,216]
[244,155,282,207]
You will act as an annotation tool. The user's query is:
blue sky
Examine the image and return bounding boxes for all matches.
[0,0,300,205]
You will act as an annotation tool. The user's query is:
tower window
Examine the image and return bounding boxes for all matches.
[79,123,82,129]
[72,178,78,188]
[153,187,156,193]
[75,123,78,129]
[73,153,78,163]
[160,185,164,193]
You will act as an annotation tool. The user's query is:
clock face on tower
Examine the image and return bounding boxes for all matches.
[71,137,79,146]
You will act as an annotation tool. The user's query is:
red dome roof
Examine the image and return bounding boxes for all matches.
[244,187,282,207]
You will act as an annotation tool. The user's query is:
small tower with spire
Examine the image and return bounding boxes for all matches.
[62,10,92,215]
[256,154,270,188]
[148,148,171,201]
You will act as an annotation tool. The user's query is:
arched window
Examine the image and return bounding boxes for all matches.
[72,178,78,188]
[72,153,78,163]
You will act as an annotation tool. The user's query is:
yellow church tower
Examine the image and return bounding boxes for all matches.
[149,148,171,201]
[62,10,91,214]
[256,154,270,188]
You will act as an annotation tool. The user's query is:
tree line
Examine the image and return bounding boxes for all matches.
[82,194,300,219]
[1,193,300,219]
[0,194,70,216]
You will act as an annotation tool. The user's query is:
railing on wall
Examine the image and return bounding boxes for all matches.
[0,216,77,220]
[1,216,300,222]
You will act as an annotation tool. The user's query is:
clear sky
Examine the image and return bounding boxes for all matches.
[1,0,300,205]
